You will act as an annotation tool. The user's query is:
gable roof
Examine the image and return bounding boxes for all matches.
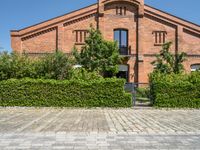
[144,4,200,33]
[11,2,200,36]
[10,3,97,36]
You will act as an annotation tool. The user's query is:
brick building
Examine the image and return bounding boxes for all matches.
[10,0,200,83]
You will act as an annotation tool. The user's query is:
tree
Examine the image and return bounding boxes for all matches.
[35,51,74,80]
[151,42,187,74]
[73,26,121,77]
[0,52,36,80]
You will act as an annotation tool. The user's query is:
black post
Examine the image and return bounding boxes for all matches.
[132,83,137,107]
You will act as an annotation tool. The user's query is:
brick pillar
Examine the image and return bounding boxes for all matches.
[137,6,145,83]
[11,35,22,53]
[177,26,189,72]
[177,26,183,52]
[97,0,105,36]
[57,24,64,51]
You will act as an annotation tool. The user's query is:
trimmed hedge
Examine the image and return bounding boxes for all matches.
[0,78,132,107]
[149,72,200,108]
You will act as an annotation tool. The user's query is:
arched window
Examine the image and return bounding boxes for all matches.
[114,29,128,55]
[191,64,200,72]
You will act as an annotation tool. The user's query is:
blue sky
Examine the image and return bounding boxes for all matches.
[0,0,199,52]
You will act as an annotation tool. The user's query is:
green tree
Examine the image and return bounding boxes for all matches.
[35,51,74,80]
[73,26,121,77]
[0,52,36,80]
[151,42,187,74]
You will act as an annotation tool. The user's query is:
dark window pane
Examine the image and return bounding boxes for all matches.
[114,30,120,46]
[114,29,128,55]
[121,30,127,47]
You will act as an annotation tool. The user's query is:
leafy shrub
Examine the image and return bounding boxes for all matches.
[0,51,74,81]
[0,52,36,80]
[35,52,74,80]
[69,68,103,81]
[151,42,186,74]
[149,72,200,108]
[0,78,132,107]
[136,87,150,99]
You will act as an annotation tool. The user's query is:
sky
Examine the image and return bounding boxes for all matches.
[0,0,199,52]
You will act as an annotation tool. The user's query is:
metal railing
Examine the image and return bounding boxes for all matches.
[119,47,129,56]
[125,83,152,107]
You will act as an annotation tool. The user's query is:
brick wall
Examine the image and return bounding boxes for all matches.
[10,0,200,83]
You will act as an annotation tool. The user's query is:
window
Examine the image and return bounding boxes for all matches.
[114,29,128,55]
[116,65,129,82]
[152,31,167,46]
[191,64,200,72]
[116,6,126,16]
[74,30,89,44]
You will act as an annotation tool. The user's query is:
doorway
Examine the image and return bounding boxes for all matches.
[116,65,129,82]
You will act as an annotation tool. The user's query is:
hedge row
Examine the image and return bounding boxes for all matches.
[0,78,132,107]
[149,72,200,108]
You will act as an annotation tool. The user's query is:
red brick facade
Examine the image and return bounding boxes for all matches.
[10,0,200,83]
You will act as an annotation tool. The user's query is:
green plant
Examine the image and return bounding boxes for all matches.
[136,87,150,99]
[151,42,187,74]
[73,25,121,77]
[149,72,200,108]
[34,51,74,80]
[0,78,132,107]
[0,52,36,80]
[69,68,103,81]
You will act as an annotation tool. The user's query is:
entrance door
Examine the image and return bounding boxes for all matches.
[116,65,129,82]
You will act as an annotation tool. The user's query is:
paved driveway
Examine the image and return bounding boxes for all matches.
[0,108,200,149]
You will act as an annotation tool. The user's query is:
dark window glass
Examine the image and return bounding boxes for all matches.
[114,30,120,47]
[121,30,127,47]
[114,29,128,55]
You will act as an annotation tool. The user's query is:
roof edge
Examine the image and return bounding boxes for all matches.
[145,4,200,28]
[10,2,200,33]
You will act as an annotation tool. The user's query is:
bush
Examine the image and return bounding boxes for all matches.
[69,68,103,81]
[149,72,200,108]
[0,52,36,80]
[35,52,74,80]
[0,51,74,81]
[136,87,150,99]
[0,78,132,107]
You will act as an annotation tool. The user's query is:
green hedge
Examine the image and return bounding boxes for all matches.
[149,72,200,108]
[0,78,132,107]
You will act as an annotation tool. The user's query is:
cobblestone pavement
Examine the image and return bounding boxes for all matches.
[0,108,200,149]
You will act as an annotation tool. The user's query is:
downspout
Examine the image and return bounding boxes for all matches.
[97,0,100,30]
[136,8,139,83]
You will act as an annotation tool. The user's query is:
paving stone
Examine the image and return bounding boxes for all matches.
[0,108,200,149]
